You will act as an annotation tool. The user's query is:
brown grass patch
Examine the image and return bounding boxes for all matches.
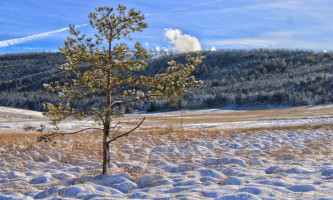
[140,104,333,125]
[2,122,331,149]
[0,130,104,167]
[1,104,332,166]
[0,131,43,147]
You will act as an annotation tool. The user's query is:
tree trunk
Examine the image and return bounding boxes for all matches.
[102,120,111,174]
[104,64,111,174]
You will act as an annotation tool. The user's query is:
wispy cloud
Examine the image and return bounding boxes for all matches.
[205,30,333,50]
[211,38,279,48]
[0,24,87,48]
[167,0,225,12]
[146,0,225,15]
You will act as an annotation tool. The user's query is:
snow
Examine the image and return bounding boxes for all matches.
[1,106,333,199]
[265,166,284,174]
[58,92,64,97]
[216,192,261,200]
[220,176,244,185]
[29,175,50,184]
[135,174,170,188]
[322,168,333,176]
[287,184,317,192]
[0,106,44,118]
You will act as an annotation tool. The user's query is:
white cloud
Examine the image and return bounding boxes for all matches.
[211,38,278,48]
[167,0,225,12]
[0,24,87,48]
[147,0,225,15]
[205,30,333,50]
[145,42,149,48]
[211,46,216,51]
[164,28,201,52]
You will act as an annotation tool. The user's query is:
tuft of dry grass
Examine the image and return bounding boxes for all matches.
[0,130,104,169]
[0,131,43,147]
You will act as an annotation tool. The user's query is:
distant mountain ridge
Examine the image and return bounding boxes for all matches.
[0,49,332,112]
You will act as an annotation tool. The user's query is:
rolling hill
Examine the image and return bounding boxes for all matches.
[0,49,332,112]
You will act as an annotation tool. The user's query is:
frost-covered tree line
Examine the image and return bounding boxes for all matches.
[0,49,332,111]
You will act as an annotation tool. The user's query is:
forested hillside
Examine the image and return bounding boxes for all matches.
[0,49,332,112]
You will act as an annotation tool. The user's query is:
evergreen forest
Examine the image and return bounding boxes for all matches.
[0,49,332,112]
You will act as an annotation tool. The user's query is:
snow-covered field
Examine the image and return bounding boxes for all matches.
[0,105,333,199]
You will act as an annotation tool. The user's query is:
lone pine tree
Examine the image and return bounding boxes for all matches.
[39,5,204,174]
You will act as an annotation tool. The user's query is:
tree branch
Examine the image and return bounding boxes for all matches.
[37,127,103,142]
[63,109,94,118]
[107,117,145,144]
[110,95,161,107]
[58,127,104,135]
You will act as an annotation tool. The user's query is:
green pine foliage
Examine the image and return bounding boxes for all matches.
[35,5,204,174]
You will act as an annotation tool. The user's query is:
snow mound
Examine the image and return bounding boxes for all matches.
[265,166,283,174]
[321,168,333,176]
[237,187,263,195]
[1,192,34,200]
[287,185,316,192]
[102,173,133,186]
[220,176,243,185]
[250,157,263,165]
[201,191,219,198]
[276,154,295,161]
[29,175,51,184]
[225,158,248,167]
[284,167,311,174]
[198,168,225,179]
[166,163,198,173]
[111,180,137,193]
[217,192,261,200]
[8,171,25,179]
[152,146,168,153]
[202,156,229,166]
[135,174,170,188]
[258,180,290,187]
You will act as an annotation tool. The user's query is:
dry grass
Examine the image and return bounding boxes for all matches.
[0,131,43,147]
[1,122,332,151]
[1,105,333,164]
[0,130,104,169]
[140,104,333,125]
[223,123,333,134]
[130,125,220,142]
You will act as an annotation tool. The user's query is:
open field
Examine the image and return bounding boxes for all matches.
[1,104,333,133]
[0,105,333,199]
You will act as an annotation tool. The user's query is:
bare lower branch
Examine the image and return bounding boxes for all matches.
[110,120,141,129]
[107,117,145,144]
[37,127,103,142]
[62,109,94,118]
[58,127,104,135]
[110,95,160,107]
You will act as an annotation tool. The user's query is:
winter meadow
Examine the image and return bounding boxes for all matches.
[1,1,333,200]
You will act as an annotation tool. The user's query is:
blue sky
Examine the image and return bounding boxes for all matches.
[0,0,332,54]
